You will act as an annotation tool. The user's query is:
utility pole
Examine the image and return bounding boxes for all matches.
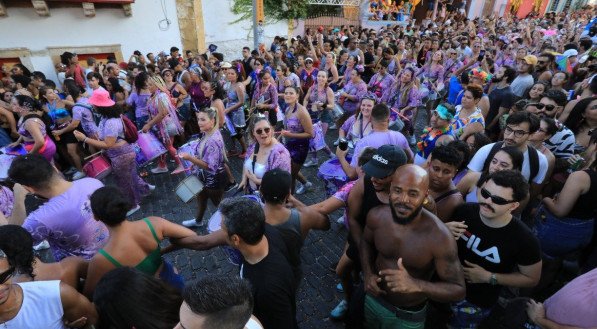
[253,0,265,49]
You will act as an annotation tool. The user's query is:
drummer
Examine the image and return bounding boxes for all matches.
[240,116,291,195]
[178,107,227,228]
[8,95,56,162]
[73,89,152,217]
[338,93,376,150]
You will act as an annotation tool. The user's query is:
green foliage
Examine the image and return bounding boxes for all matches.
[231,0,310,22]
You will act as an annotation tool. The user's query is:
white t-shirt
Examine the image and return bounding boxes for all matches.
[510,74,535,97]
[467,143,549,185]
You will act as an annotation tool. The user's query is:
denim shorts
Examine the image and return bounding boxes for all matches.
[534,205,595,259]
[177,102,193,122]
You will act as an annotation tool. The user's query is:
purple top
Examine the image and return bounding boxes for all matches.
[245,142,291,173]
[418,64,445,89]
[252,83,278,110]
[443,58,462,82]
[72,98,99,137]
[99,117,124,141]
[23,178,109,261]
[18,117,47,141]
[544,268,597,327]
[0,186,13,217]
[127,92,151,118]
[195,129,226,174]
[384,84,421,110]
[341,115,372,144]
[367,73,395,99]
[350,131,413,167]
[333,180,357,203]
[341,80,368,114]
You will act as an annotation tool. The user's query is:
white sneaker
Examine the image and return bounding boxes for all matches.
[148,184,156,191]
[182,219,199,227]
[72,171,86,180]
[296,181,312,195]
[303,159,317,167]
[126,205,141,217]
[150,167,169,174]
[33,240,50,251]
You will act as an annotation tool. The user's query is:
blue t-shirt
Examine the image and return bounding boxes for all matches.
[447,76,463,105]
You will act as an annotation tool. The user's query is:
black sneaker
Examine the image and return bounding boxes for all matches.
[225,181,239,192]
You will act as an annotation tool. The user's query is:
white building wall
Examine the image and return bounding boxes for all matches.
[0,0,182,84]
[201,0,304,61]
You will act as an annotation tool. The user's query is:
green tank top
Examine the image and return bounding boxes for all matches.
[98,218,163,275]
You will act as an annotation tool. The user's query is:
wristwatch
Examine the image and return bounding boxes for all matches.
[489,273,498,286]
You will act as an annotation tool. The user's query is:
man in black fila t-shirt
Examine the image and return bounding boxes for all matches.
[445,170,542,328]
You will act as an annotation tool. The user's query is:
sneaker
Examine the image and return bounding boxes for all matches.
[303,159,317,167]
[126,205,141,217]
[72,171,86,180]
[225,181,239,192]
[295,181,312,195]
[182,219,200,228]
[329,300,348,320]
[329,123,337,130]
[336,283,344,293]
[150,166,169,174]
[33,240,50,251]
[148,184,156,191]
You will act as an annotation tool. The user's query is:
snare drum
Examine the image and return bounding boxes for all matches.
[317,157,352,197]
[309,122,327,152]
[83,154,112,180]
[0,154,16,180]
[137,132,167,164]
[3,145,26,156]
[177,138,200,176]
[174,175,204,203]
[207,194,262,265]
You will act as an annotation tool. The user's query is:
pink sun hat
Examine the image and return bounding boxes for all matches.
[88,88,115,107]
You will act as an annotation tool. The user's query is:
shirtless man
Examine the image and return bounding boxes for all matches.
[360,165,465,328]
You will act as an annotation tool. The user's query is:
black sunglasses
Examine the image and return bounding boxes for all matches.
[0,267,15,284]
[531,103,556,111]
[480,188,516,205]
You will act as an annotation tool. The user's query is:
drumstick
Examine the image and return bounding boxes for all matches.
[390,108,410,122]
[84,151,103,161]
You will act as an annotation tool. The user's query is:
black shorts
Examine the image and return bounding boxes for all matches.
[54,130,78,145]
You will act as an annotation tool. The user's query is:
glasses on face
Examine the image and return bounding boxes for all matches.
[504,126,529,138]
[306,61,313,65]
[0,267,15,284]
[255,127,271,135]
[480,187,516,205]
[254,63,262,67]
[533,103,556,112]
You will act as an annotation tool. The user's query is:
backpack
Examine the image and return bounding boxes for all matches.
[482,142,539,184]
[120,114,138,143]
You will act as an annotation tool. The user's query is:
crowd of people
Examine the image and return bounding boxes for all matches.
[1,6,597,329]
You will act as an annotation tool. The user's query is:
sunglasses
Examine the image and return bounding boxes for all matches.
[0,267,15,284]
[255,127,271,135]
[531,103,556,111]
[480,188,516,205]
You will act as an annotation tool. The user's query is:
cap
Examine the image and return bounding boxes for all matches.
[563,49,579,58]
[305,57,314,63]
[318,26,324,32]
[160,68,173,76]
[260,169,291,203]
[523,55,538,65]
[362,145,407,178]
[220,61,232,69]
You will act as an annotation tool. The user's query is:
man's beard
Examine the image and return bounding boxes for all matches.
[390,201,424,225]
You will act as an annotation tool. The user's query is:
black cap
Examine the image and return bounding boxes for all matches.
[362,145,407,178]
[260,169,291,203]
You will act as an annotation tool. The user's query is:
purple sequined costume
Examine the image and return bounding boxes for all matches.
[284,105,310,165]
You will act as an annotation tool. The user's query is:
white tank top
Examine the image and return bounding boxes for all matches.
[3,280,66,329]
[244,159,267,190]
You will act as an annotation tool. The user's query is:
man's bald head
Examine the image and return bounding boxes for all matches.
[392,164,429,192]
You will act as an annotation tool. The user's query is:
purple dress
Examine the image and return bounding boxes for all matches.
[17,117,56,162]
[284,105,310,165]
[100,117,149,206]
[340,80,368,115]
[194,130,226,189]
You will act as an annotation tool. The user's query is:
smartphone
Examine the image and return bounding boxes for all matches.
[478,49,486,62]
